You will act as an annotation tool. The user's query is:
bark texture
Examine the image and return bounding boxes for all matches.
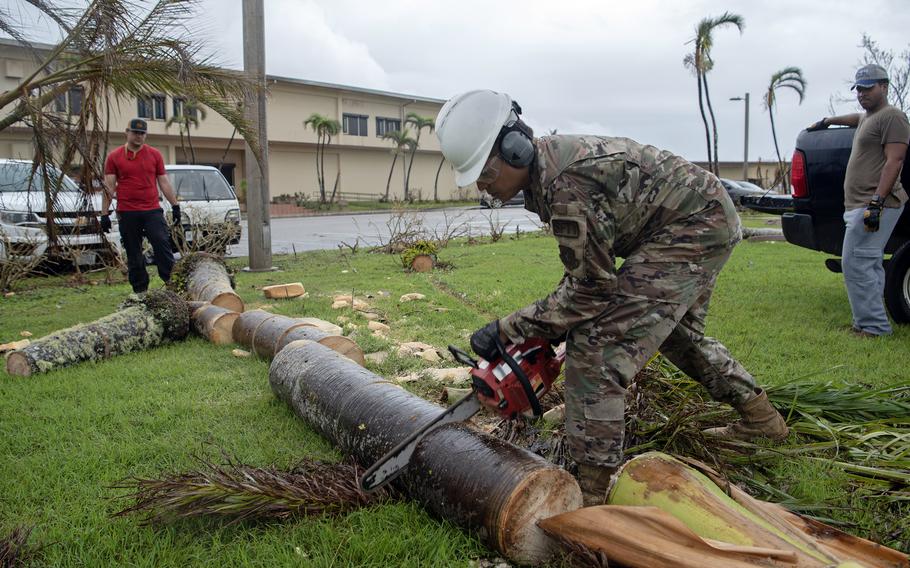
[269,340,581,565]
[5,290,189,376]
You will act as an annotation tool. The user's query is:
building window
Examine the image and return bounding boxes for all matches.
[343,113,368,136]
[172,97,198,119]
[376,117,401,137]
[53,86,84,114]
[137,94,166,120]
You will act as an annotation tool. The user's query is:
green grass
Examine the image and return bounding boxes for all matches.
[1,229,907,565]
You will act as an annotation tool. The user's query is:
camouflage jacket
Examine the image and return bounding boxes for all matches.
[500,135,739,343]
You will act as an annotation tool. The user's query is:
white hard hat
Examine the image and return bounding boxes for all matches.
[436,90,514,187]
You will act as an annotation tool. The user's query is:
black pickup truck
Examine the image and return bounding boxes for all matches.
[742,127,910,323]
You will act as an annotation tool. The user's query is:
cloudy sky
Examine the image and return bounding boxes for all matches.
[12,0,910,165]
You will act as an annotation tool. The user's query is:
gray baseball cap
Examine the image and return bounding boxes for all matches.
[852,64,889,89]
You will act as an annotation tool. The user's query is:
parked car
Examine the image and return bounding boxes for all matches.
[743,126,910,323]
[162,165,242,247]
[480,189,524,209]
[719,178,765,207]
[0,159,119,266]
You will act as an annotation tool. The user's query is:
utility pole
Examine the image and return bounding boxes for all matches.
[243,0,273,271]
[730,93,750,181]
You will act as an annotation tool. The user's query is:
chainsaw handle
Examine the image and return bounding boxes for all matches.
[493,335,544,417]
[447,345,478,368]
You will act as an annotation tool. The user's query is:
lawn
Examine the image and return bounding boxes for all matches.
[0,228,907,566]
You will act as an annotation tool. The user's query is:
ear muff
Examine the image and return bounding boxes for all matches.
[498,126,534,168]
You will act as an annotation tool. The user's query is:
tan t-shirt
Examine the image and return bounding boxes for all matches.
[844,104,910,210]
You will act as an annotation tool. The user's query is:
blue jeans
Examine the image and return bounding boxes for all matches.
[842,205,905,335]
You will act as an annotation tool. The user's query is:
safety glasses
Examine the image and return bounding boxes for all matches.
[476,155,502,186]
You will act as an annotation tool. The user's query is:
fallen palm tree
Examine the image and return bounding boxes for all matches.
[540,452,908,568]
[5,290,190,376]
[269,340,581,565]
[170,252,243,313]
[0,525,38,568]
[232,310,364,365]
[112,453,387,525]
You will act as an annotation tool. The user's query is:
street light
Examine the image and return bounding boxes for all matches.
[729,93,749,181]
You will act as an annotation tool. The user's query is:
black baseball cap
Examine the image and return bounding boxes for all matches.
[128,118,148,133]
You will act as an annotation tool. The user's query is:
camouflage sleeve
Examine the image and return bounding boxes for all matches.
[500,169,619,343]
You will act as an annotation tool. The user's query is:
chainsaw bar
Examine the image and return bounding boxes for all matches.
[359,392,482,492]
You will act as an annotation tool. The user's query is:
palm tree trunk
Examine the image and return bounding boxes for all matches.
[320,132,328,204]
[702,74,720,175]
[178,128,187,164]
[186,123,196,165]
[384,154,398,202]
[405,133,420,202]
[433,155,445,202]
[769,110,785,192]
[314,132,323,203]
[696,71,713,171]
[217,127,237,169]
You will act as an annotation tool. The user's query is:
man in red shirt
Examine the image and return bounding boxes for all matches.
[101,118,181,294]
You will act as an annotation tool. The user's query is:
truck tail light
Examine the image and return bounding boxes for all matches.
[791,149,808,198]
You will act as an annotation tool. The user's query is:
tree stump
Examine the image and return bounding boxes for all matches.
[5,290,189,377]
[270,340,581,565]
[171,252,244,312]
[192,304,240,345]
[409,255,434,273]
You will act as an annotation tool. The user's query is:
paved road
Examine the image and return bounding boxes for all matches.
[228,206,543,258]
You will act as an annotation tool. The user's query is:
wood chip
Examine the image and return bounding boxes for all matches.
[399,293,426,302]
[361,312,380,321]
[0,339,30,353]
[332,300,351,309]
[419,349,441,363]
[426,367,471,384]
[262,282,306,299]
[19,331,32,337]
[231,348,251,358]
[367,321,390,333]
[3,292,15,298]
[365,351,388,365]
[543,403,565,423]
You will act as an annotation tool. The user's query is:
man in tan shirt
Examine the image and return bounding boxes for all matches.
[809,64,909,336]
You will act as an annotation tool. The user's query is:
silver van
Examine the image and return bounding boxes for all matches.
[162,165,242,246]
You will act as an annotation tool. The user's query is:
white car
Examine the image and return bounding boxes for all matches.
[162,165,242,246]
[0,159,119,266]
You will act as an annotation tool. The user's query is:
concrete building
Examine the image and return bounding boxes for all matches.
[0,38,466,203]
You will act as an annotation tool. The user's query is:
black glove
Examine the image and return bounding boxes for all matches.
[171,204,181,228]
[99,214,111,233]
[470,320,503,362]
[863,196,884,232]
[806,118,829,132]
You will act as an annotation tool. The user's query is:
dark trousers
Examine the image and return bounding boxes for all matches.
[118,209,175,293]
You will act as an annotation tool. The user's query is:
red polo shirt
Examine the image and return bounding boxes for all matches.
[104,144,166,211]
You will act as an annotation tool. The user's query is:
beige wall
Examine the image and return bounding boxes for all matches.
[0,40,468,202]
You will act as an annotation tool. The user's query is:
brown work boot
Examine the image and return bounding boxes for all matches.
[703,388,789,441]
[577,464,618,507]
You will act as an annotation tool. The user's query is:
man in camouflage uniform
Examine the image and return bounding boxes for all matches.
[435,90,788,506]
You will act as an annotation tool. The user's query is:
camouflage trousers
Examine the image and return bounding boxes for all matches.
[564,199,757,468]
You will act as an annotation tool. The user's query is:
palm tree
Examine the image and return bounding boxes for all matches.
[380,129,416,202]
[166,100,207,164]
[0,1,258,250]
[303,113,341,204]
[684,12,744,175]
[764,67,806,191]
[403,113,434,202]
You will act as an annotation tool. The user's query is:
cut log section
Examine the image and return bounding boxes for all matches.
[276,325,364,366]
[192,304,240,345]
[5,290,190,377]
[172,252,244,313]
[233,311,364,365]
[269,340,581,565]
[262,283,305,299]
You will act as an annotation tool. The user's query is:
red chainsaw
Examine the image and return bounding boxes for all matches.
[359,337,565,492]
